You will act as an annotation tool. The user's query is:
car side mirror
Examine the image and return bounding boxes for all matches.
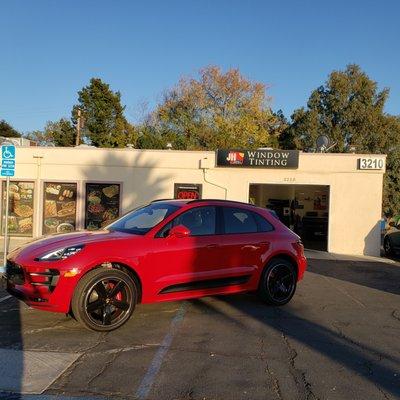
[168,224,190,238]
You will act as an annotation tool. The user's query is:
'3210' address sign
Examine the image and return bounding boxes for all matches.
[216,149,299,169]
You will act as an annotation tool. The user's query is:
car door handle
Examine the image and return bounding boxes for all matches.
[206,244,218,248]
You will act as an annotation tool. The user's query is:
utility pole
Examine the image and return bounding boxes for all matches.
[75,109,81,146]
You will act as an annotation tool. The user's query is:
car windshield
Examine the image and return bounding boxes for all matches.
[106,203,180,235]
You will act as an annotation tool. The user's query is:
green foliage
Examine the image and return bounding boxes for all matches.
[284,64,400,216]
[136,125,187,150]
[73,78,136,147]
[146,66,285,150]
[24,130,52,146]
[282,65,391,151]
[25,118,76,146]
[0,119,20,138]
[46,118,76,146]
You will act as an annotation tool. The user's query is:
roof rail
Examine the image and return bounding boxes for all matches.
[188,199,256,207]
[150,198,175,203]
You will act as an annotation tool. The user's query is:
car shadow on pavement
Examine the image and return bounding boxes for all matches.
[202,294,400,398]
[307,259,400,296]
[0,284,22,399]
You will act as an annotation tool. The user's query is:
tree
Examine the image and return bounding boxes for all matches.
[46,118,76,146]
[136,125,187,150]
[25,118,76,146]
[282,64,391,152]
[284,64,400,215]
[0,120,21,138]
[24,130,53,146]
[73,78,136,147]
[148,66,284,150]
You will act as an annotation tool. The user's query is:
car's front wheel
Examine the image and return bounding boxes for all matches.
[71,267,137,331]
[258,258,297,306]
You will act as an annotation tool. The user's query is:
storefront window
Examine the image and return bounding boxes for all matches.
[1,181,34,236]
[85,183,121,230]
[43,182,77,234]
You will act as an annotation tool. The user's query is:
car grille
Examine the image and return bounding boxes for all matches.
[5,260,25,285]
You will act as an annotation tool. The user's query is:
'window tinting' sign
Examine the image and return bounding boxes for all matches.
[216,149,299,169]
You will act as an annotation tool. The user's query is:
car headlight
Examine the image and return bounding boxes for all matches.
[38,245,85,261]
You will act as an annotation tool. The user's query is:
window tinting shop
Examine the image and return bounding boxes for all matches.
[0,146,385,257]
[249,184,329,251]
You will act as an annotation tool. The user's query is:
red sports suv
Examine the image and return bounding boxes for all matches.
[6,199,307,331]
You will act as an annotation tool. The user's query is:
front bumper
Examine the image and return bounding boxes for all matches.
[5,259,78,313]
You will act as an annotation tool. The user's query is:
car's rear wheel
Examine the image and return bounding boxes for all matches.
[258,258,297,306]
[384,237,393,256]
[71,267,137,331]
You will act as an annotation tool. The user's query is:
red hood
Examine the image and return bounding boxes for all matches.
[9,230,139,260]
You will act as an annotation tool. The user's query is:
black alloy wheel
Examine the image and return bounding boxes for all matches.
[258,258,297,306]
[72,268,137,331]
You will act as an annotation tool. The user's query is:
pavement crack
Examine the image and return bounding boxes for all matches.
[331,321,395,363]
[391,309,400,323]
[280,332,318,400]
[362,361,391,400]
[259,337,283,399]
[48,332,108,389]
[332,322,394,400]
[86,348,123,387]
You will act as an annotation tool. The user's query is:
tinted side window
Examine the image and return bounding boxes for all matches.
[158,206,216,237]
[253,212,274,232]
[175,206,216,236]
[223,207,258,234]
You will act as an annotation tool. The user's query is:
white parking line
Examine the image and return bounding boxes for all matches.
[0,295,11,303]
[135,303,187,400]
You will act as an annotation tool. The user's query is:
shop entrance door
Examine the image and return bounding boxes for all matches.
[249,184,330,251]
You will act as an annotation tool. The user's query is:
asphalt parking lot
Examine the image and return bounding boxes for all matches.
[0,256,399,400]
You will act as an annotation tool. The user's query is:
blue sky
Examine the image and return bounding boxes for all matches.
[1,0,399,133]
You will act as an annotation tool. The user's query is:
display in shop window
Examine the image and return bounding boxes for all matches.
[43,182,77,234]
[174,183,202,200]
[1,181,34,236]
[313,192,328,211]
[85,183,120,230]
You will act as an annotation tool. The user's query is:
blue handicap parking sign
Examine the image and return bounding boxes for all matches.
[1,145,16,176]
[2,145,16,160]
[1,169,14,177]
[2,159,15,168]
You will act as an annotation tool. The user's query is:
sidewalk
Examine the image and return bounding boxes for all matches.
[304,248,399,265]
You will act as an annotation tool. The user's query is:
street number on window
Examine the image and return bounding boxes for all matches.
[358,158,384,170]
